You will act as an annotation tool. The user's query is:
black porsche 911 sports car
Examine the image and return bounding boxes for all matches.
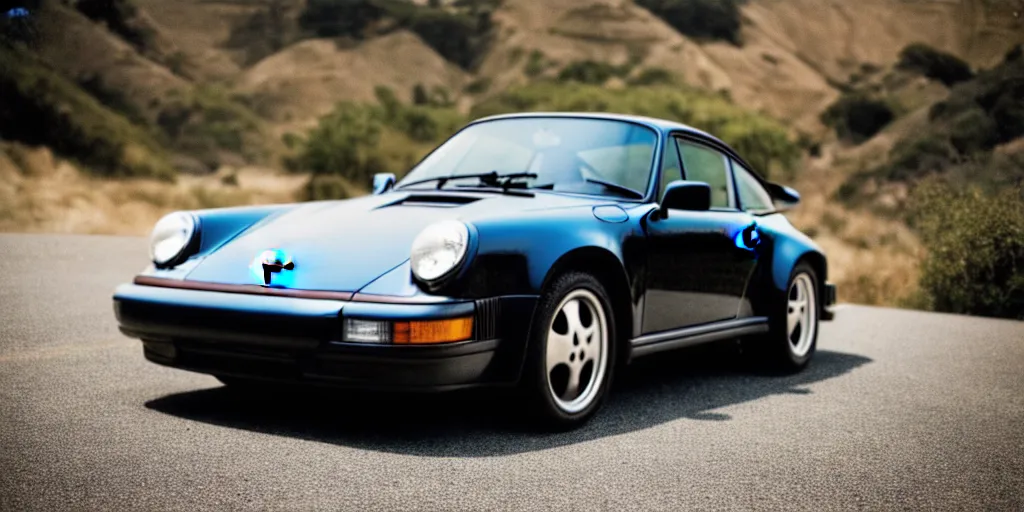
[113,112,837,428]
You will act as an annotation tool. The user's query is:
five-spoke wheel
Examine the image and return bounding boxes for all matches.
[787,273,817,359]
[742,262,820,373]
[545,289,609,414]
[523,271,616,429]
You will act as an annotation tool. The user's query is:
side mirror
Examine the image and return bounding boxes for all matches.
[767,182,800,212]
[658,180,711,218]
[372,173,396,195]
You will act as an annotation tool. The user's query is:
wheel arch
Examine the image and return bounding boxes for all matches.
[795,250,828,308]
[532,246,635,370]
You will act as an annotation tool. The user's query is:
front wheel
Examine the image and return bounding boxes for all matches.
[744,262,819,373]
[521,272,616,430]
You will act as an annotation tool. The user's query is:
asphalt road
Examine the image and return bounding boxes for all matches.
[2,233,1023,511]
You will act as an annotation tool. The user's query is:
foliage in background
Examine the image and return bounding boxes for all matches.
[820,93,895,144]
[299,0,500,70]
[286,101,386,182]
[896,43,974,86]
[627,67,677,86]
[155,85,268,170]
[634,0,745,45]
[0,44,174,179]
[223,0,301,66]
[557,60,631,85]
[73,0,155,57]
[907,179,1024,319]
[838,52,1024,204]
[287,79,799,195]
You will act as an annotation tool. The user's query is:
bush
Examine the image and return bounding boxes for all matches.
[74,0,156,56]
[820,93,895,144]
[464,77,491,94]
[223,0,296,66]
[304,175,352,201]
[635,0,744,45]
[524,49,548,77]
[557,60,628,85]
[299,0,496,70]
[628,67,676,86]
[947,107,999,154]
[156,85,266,167]
[292,102,386,181]
[896,43,973,86]
[908,180,1024,319]
[0,45,173,179]
[879,134,957,181]
[838,52,1024,205]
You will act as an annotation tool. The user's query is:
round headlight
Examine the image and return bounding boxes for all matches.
[410,220,470,282]
[150,211,198,266]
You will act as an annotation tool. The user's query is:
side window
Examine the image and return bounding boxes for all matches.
[732,160,775,213]
[659,138,683,199]
[677,139,733,209]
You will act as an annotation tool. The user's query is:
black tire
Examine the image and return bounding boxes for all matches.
[743,262,820,374]
[520,271,617,430]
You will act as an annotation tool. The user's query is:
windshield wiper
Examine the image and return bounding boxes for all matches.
[397,171,537,191]
[583,177,644,199]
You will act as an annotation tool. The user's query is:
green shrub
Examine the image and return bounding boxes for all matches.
[820,93,895,144]
[74,0,156,56]
[635,0,744,45]
[908,180,1024,319]
[156,85,266,167]
[879,134,957,181]
[628,67,676,86]
[299,0,496,70]
[838,53,1024,205]
[524,49,548,77]
[0,45,173,179]
[947,107,999,154]
[223,0,296,66]
[292,102,386,181]
[557,60,629,84]
[464,77,492,94]
[304,175,352,201]
[896,43,973,86]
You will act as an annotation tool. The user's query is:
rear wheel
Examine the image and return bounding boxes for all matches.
[744,262,819,373]
[521,272,616,430]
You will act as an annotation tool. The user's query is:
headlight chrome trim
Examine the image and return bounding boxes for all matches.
[410,220,474,289]
[150,211,201,269]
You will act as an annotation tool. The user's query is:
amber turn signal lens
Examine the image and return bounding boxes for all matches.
[393,317,474,344]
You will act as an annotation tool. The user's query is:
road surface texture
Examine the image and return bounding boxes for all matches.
[2,233,1023,511]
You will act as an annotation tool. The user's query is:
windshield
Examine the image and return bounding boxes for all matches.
[395,117,658,199]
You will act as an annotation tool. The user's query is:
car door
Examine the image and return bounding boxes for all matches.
[642,135,759,333]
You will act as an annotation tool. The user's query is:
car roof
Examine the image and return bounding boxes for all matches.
[470,111,729,147]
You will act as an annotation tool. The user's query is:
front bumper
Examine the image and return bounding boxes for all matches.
[113,283,537,391]
[822,282,837,321]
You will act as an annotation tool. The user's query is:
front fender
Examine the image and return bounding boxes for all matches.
[360,205,645,299]
[459,206,644,298]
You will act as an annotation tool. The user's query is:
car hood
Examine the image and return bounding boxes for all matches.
[183,190,612,292]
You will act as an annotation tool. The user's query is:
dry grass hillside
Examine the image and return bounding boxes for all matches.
[2,0,1022,308]
[235,31,469,136]
[31,1,191,124]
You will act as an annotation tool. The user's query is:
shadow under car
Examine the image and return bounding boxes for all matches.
[145,343,872,457]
